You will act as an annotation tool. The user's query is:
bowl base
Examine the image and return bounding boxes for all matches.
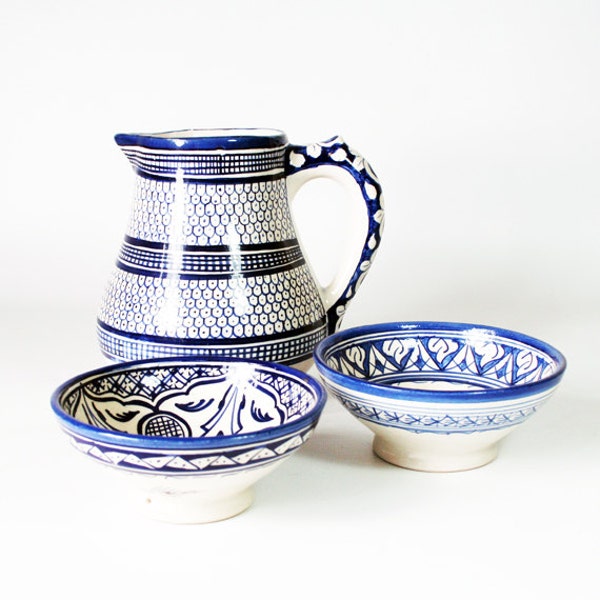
[140,486,254,524]
[372,426,516,472]
[120,463,281,523]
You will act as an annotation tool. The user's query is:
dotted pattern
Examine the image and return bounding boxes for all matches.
[127,178,295,246]
[99,266,324,340]
[118,240,304,277]
[100,162,328,363]
[287,137,384,334]
[99,135,385,364]
[97,323,327,364]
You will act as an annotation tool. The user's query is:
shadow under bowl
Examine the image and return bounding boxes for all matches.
[314,321,566,472]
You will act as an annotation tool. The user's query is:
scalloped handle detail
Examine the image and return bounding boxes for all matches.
[286,136,384,334]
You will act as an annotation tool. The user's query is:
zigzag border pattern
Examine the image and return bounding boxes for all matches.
[334,394,542,434]
[66,427,314,474]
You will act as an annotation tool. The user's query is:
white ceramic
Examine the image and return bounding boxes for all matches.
[51,357,326,522]
[314,321,567,472]
[97,129,384,367]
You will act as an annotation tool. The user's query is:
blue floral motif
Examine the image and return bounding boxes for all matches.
[52,358,325,473]
[314,322,566,435]
[329,333,555,389]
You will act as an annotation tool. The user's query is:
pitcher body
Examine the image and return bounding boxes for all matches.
[98,129,383,366]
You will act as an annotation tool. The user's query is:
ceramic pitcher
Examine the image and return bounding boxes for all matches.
[97,128,384,367]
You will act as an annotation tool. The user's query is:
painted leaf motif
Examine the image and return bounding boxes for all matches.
[473,341,504,370]
[368,344,399,377]
[514,350,542,382]
[289,151,305,168]
[306,143,322,158]
[174,398,214,412]
[78,393,153,433]
[345,345,366,373]
[382,339,412,368]
[242,385,285,430]
[250,399,278,423]
[201,383,285,436]
[105,409,140,422]
[428,337,459,369]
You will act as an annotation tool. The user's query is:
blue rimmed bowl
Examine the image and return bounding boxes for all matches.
[51,357,326,523]
[314,321,566,472]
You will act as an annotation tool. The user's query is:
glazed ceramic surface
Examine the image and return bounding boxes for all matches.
[314,321,566,471]
[98,129,384,366]
[51,357,326,522]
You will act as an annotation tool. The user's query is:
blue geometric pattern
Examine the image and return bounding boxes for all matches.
[336,396,538,433]
[98,130,384,365]
[314,322,566,434]
[52,359,325,474]
[120,146,287,179]
[117,237,304,278]
[61,363,316,435]
[328,332,557,389]
[126,177,295,246]
[98,132,339,365]
[97,321,327,364]
[66,427,314,474]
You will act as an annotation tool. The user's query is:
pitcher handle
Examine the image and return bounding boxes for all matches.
[286,136,385,334]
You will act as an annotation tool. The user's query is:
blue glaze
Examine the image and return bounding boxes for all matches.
[115,128,288,151]
[314,321,566,434]
[51,357,326,473]
[98,129,384,364]
[286,137,384,334]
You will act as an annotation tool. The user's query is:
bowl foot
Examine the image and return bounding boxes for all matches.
[372,428,514,472]
[139,486,254,524]
[120,463,282,523]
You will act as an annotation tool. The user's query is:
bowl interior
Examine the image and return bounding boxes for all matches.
[321,325,563,392]
[57,361,321,439]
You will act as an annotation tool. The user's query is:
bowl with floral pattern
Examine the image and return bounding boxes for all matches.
[314,321,566,472]
[51,357,326,523]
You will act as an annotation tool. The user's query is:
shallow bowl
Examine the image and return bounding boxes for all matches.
[51,357,326,523]
[314,321,566,472]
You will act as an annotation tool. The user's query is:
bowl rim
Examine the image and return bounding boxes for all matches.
[51,356,326,450]
[313,321,567,404]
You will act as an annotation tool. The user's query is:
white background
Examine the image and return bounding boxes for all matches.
[1,1,598,598]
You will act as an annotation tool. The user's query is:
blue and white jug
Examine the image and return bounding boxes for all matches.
[97,128,384,368]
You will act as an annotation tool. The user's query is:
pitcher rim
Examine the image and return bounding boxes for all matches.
[115,128,288,151]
